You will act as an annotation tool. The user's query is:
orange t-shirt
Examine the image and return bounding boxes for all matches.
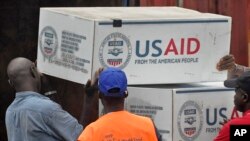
[78,111,158,141]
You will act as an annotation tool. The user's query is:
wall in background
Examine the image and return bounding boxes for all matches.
[248,1,250,66]
[140,0,176,6]
[0,1,122,141]
[0,0,249,141]
[183,0,249,66]
[140,0,249,66]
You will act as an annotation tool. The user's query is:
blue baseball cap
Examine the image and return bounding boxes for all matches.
[98,67,127,97]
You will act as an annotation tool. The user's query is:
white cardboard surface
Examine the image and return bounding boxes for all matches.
[37,7,231,84]
[111,83,235,141]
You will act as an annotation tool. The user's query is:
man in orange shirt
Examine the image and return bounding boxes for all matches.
[78,67,161,141]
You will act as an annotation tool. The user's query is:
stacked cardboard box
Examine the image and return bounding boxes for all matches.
[37,7,233,141]
[37,7,231,85]
[124,83,235,141]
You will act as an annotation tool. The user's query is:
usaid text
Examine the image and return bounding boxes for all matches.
[135,38,200,57]
[206,107,227,133]
[134,38,200,65]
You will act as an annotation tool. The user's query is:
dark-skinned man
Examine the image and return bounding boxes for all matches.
[214,71,250,141]
[77,67,161,141]
[5,57,93,141]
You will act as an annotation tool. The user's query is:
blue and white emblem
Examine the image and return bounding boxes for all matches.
[99,32,132,69]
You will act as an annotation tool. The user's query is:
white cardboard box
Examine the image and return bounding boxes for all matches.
[37,7,231,84]
[172,83,236,141]
[116,82,235,141]
[125,87,173,141]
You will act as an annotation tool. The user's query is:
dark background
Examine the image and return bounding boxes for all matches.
[0,0,249,140]
[0,1,124,140]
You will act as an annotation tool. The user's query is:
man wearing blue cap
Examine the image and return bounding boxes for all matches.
[214,71,250,141]
[78,67,161,141]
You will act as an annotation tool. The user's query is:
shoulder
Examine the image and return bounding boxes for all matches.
[31,96,61,111]
[78,124,94,141]
[228,117,250,125]
[19,94,63,116]
[215,118,248,136]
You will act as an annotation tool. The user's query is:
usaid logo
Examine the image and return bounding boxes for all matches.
[178,100,203,141]
[99,32,132,69]
[39,26,58,59]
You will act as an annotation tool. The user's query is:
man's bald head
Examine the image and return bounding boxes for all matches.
[7,57,41,92]
[7,57,33,77]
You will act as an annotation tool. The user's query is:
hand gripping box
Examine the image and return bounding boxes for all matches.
[117,82,235,141]
[37,7,232,84]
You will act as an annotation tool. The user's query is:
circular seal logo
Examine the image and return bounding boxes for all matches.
[99,32,132,69]
[39,26,58,58]
[177,100,203,141]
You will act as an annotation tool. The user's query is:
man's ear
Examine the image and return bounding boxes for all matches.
[242,94,249,102]
[124,91,128,98]
[30,65,36,78]
[8,79,15,88]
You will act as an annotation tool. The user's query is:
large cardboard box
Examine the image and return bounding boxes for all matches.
[172,83,236,141]
[125,87,173,141]
[37,7,231,84]
[112,82,235,141]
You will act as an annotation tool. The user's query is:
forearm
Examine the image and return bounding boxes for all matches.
[228,64,250,79]
[79,88,99,128]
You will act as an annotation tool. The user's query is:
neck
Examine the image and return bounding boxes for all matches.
[243,104,250,113]
[101,97,125,114]
[104,105,124,114]
[16,83,38,93]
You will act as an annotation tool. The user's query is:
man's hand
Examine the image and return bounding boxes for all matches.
[216,55,236,71]
[85,68,104,96]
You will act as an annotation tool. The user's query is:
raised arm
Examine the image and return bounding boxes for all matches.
[216,54,250,79]
[79,68,104,128]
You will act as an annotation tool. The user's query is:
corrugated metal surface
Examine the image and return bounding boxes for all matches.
[139,0,249,66]
[248,1,250,66]
[183,0,249,66]
[0,1,249,141]
[140,0,176,6]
